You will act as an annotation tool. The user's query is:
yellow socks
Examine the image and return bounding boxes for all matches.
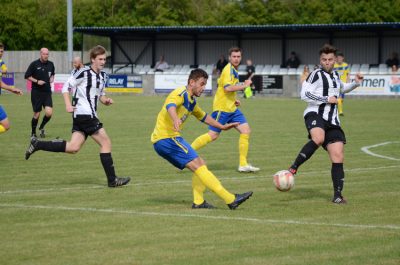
[192,174,206,205]
[338,98,343,114]
[194,165,235,204]
[239,134,249,166]
[191,133,212,151]
[0,124,6,134]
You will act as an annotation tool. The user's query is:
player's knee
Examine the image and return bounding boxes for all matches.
[101,139,112,149]
[66,144,81,154]
[209,132,219,141]
[311,136,324,146]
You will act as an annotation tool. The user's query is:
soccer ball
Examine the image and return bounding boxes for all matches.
[273,170,295,191]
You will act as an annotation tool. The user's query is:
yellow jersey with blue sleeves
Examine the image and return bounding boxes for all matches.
[0,59,7,74]
[151,86,207,143]
[334,62,349,83]
[213,63,239,113]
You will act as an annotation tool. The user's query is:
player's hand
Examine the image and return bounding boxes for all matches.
[13,88,23,95]
[354,73,364,83]
[104,98,113,105]
[328,96,338,104]
[37,80,46,85]
[244,79,252,87]
[173,119,182,132]
[66,105,76,113]
[221,122,240,130]
[235,99,241,106]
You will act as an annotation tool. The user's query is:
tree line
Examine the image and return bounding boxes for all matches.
[0,0,399,50]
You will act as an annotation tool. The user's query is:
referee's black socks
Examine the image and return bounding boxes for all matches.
[290,140,319,171]
[331,163,344,197]
[31,118,39,135]
[39,115,51,130]
[100,153,116,183]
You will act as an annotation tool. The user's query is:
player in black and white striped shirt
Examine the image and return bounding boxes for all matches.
[288,44,363,204]
[25,46,130,188]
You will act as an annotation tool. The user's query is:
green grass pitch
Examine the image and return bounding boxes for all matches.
[0,93,399,265]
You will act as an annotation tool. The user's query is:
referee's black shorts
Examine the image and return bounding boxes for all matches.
[31,90,53,112]
[304,112,346,150]
[72,115,103,138]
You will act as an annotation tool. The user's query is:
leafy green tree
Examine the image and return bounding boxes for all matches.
[1,0,400,50]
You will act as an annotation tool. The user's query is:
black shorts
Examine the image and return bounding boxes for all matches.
[304,112,346,150]
[31,90,53,112]
[72,115,103,138]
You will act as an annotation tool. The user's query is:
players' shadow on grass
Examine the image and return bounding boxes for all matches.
[269,188,328,206]
[290,188,328,200]
[204,161,236,171]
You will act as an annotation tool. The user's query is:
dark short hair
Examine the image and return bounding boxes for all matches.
[0,43,4,49]
[188,68,208,84]
[319,44,338,56]
[229,47,242,56]
[337,52,344,57]
[89,45,107,60]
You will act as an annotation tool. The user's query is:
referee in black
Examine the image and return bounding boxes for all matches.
[25,47,55,138]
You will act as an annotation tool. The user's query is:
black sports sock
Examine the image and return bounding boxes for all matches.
[36,139,66,152]
[39,115,51,130]
[331,163,344,197]
[290,140,319,170]
[31,118,39,135]
[100,153,116,183]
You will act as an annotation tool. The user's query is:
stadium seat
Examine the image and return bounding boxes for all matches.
[378,64,389,74]
[288,68,297,75]
[369,67,378,74]
[350,64,360,74]
[270,65,280,75]
[262,65,272,74]
[279,68,288,75]
[360,64,370,74]
[238,65,246,71]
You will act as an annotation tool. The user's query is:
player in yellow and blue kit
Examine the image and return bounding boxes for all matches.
[0,43,7,76]
[151,68,253,210]
[191,47,260,172]
[334,52,350,116]
[1,42,24,132]
[0,80,24,134]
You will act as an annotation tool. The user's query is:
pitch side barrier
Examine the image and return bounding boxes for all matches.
[5,73,400,97]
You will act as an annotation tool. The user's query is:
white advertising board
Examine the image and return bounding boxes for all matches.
[348,74,400,95]
[154,74,212,93]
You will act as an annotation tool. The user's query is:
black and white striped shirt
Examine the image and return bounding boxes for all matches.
[62,66,108,118]
[301,68,343,126]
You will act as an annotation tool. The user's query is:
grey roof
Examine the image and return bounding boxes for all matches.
[75,22,400,36]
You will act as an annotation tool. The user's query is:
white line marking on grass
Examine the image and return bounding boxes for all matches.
[0,203,399,231]
[1,165,400,195]
[361,142,400,161]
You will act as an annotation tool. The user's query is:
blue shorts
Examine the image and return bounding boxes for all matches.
[208,109,247,133]
[0,105,7,121]
[153,137,198,170]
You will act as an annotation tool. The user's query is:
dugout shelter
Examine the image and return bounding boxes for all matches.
[75,22,400,74]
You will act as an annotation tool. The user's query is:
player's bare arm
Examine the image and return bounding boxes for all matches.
[204,115,239,131]
[166,106,182,132]
[1,81,23,95]
[62,92,75,113]
[225,79,252,92]
[341,73,364,94]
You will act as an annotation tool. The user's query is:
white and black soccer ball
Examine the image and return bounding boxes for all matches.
[273,170,295,192]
